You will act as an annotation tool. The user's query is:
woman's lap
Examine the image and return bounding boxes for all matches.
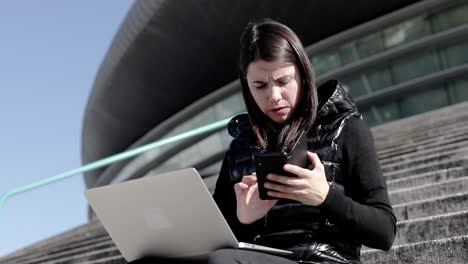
[127,249,357,263]
[207,248,297,264]
[128,249,297,264]
[128,256,205,264]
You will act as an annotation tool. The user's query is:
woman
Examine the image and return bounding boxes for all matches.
[209,19,396,264]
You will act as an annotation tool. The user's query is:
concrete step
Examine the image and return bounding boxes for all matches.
[381,146,468,174]
[379,133,468,165]
[386,167,466,191]
[383,158,468,181]
[361,235,468,264]
[11,239,116,264]
[372,101,468,142]
[36,246,121,264]
[374,118,468,153]
[6,234,112,264]
[394,210,468,246]
[3,219,102,256]
[0,221,108,263]
[393,211,468,246]
[393,192,468,221]
[389,177,468,205]
[375,122,468,155]
[377,122,468,159]
[373,111,468,144]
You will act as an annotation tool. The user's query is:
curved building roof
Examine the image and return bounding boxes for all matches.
[82,0,421,188]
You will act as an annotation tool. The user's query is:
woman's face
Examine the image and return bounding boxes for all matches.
[246,60,302,124]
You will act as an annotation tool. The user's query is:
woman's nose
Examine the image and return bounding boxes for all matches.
[268,86,282,102]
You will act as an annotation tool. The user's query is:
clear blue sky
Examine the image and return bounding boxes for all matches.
[0,1,133,256]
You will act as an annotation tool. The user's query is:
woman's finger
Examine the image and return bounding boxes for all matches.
[307,151,324,171]
[234,182,248,193]
[267,173,301,186]
[233,182,249,200]
[241,175,257,186]
[264,181,297,193]
[283,163,308,178]
[237,182,249,189]
[267,190,297,201]
[283,152,324,177]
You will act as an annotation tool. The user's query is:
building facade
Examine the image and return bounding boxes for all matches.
[82,0,468,198]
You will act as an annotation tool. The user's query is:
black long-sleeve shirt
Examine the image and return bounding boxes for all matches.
[319,116,396,250]
[213,116,396,251]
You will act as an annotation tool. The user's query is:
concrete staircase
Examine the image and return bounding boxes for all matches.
[2,101,468,263]
[361,101,468,263]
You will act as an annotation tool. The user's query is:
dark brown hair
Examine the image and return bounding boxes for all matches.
[239,18,318,152]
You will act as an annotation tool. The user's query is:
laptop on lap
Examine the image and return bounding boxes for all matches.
[85,168,292,262]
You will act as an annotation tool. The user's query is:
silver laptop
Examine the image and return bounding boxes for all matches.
[85,168,293,262]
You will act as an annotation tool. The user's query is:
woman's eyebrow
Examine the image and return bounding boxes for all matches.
[274,74,293,81]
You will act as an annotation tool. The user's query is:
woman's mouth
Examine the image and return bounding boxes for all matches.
[270,106,290,115]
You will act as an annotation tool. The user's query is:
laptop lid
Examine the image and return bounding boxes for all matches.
[85,168,239,262]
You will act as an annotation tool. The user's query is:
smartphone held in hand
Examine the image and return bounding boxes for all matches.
[254,131,308,200]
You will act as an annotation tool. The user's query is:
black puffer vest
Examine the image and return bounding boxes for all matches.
[226,80,362,262]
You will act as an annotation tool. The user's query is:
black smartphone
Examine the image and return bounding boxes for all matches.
[254,131,308,200]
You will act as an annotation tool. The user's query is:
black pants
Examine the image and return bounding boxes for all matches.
[208,249,298,264]
[128,249,297,264]
[128,256,205,264]
[128,248,355,263]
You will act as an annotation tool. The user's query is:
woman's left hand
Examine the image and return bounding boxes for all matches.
[265,151,330,206]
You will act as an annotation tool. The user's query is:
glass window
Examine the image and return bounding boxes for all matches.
[383,16,431,48]
[341,67,392,97]
[447,78,468,104]
[360,101,400,127]
[355,31,385,59]
[166,92,245,138]
[149,130,230,175]
[341,76,367,98]
[438,41,468,69]
[361,109,377,127]
[430,4,468,33]
[391,49,441,84]
[399,86,449,117]
[339,42,360,65]
[376,101,401,123]
[311,51,342,76]
[367,67,393,92]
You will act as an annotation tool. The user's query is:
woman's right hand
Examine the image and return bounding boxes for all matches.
[234,173,278,224]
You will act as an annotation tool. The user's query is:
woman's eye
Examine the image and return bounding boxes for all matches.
[256,84,266,89]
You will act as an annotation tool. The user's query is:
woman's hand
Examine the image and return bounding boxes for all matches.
[265,151,330,206]
[234,173,278,224]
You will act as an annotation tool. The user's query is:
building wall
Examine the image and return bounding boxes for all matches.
[312,2,468,126]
